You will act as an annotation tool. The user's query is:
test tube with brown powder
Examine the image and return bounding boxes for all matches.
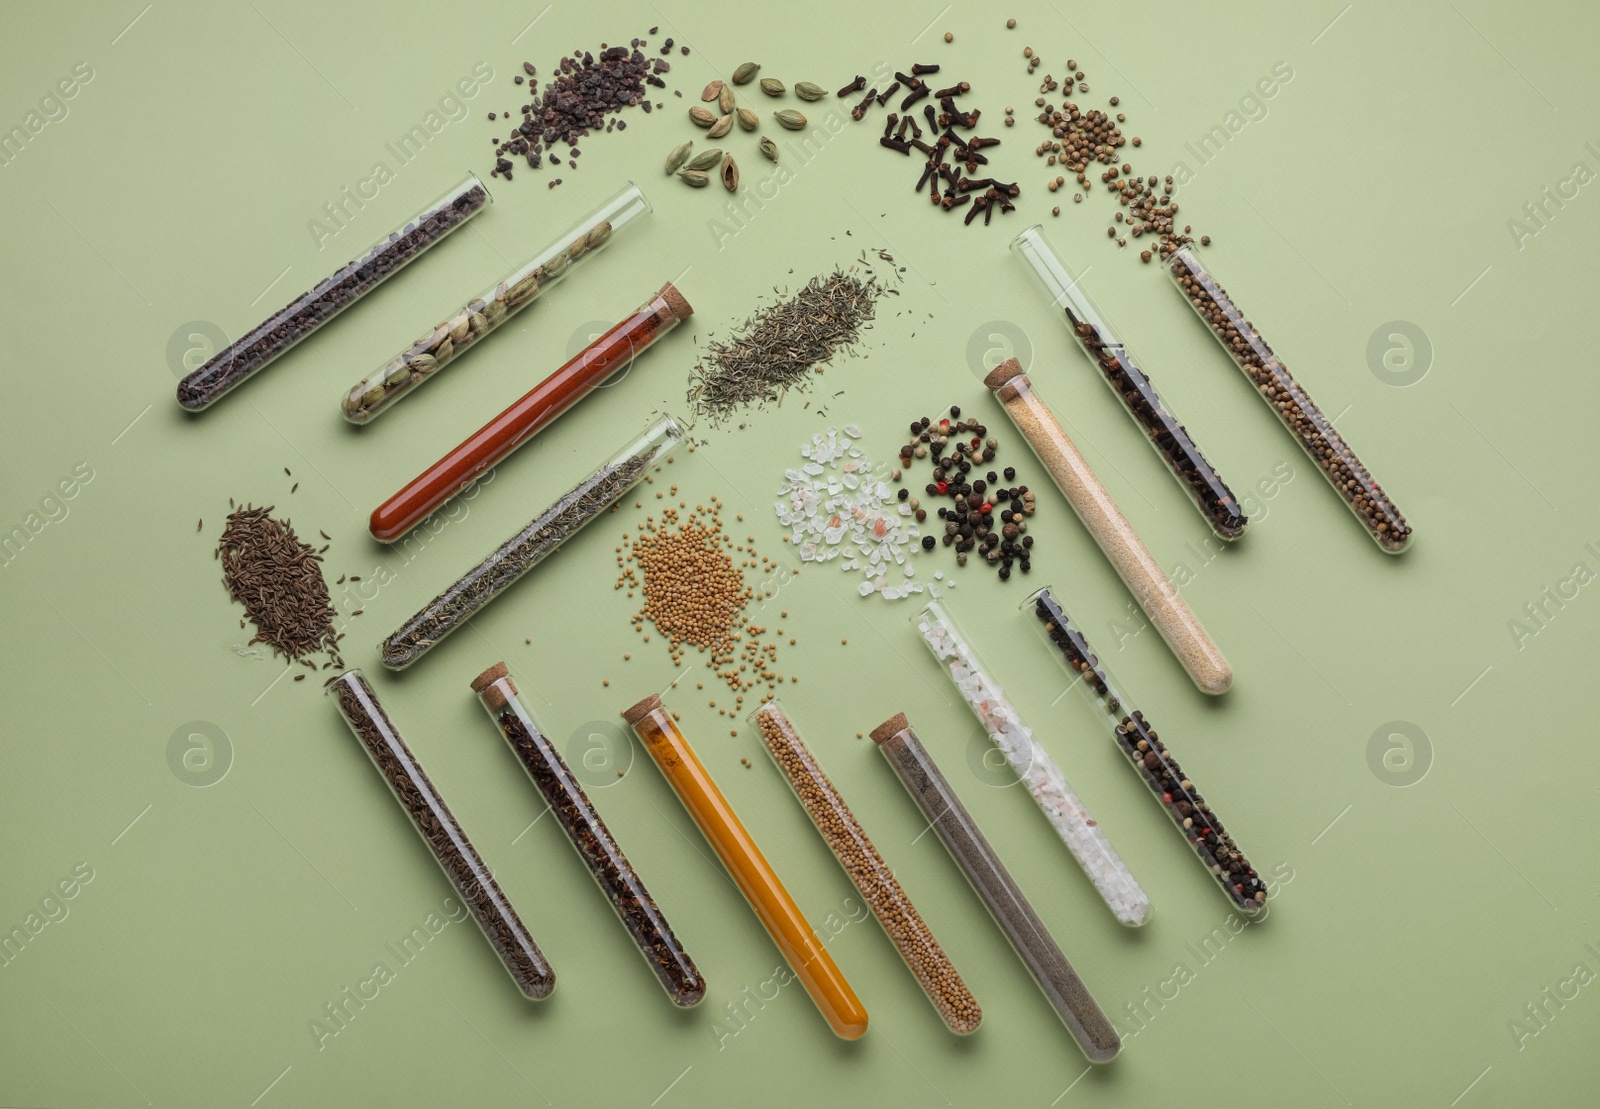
[623,693,868,1040]
[752,699,981,1034]
[327,669,554,999]
[870,712,1120,1064]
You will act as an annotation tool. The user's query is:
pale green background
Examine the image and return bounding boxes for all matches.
[2,1,1596,1106]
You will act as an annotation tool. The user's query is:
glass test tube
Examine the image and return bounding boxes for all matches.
[1012,224,1246,540]
[1024,587,1267,914]
[326,669,554,999]
[381,414,683,669]
[177,173,489,411]
[342,182,651,423]
[869,713,1119,1064]
[623,694,869,1040]
[913,599,1149,927]
[750,699,981,1034]
[1165,246,1411,553]
[472,662,706,1005]
[985,357,1232,696]
[369,281,692,542]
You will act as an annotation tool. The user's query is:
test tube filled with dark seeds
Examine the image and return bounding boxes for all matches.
[326,669,554,999]
[1013,225,1246,540]
[177,173,490,411]
[342,182,650,423]
[751,700,982,1034]
[1025,587,1268,913]
[1165,246,1412,552]
[472,662,706,1006]
[869,713,1120,1064]
[381,414,684,669]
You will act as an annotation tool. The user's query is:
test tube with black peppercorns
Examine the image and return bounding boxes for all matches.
[1165,246,1411,552]
[1024,587,1268,913]
[1012,225,1247,540]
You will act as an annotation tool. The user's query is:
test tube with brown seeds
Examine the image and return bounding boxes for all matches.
[326,669,555,999]
[869,713,1119,1063]
[473,663,706,1006]
[751,699,981,1034]
[985,358,1232,696]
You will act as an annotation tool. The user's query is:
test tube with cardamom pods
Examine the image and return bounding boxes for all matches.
[1165,246,1411,552]
[326,669,555,999]
[472,663,706,1006]
[342,182,650,423]
[914,598,1149,927]
[1024,588,1267,914]
[177,173,490,411]
[751,699,981,1034]
[984,358,1232,695]
[869,713,1119,1064]
[381,414,683,669]
[1012,225,1246,540]
[623,693,869,1041]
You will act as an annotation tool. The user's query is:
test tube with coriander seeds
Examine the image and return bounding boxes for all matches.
[623,693,869,1041]
[1023,587,1268,913]
[985,357,1233,695]
[342,182,650,423]
[869,713,1119,1064]
[326,669,555,999]
[1165,245,1411,552]
[471,662,707,1006]
[751,699,981,1034]
[1012,224,1246,540]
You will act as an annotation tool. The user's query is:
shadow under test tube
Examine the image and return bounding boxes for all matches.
[326,669,554,999]
[1023,587,1268,913]
[472,663,706,1005]
[369,281,692,542]
[985,356,1232,696]
[623,694,869,1040]
[869,713,1119,1064]
[751,699,981,1034]
[1012,224,1246,540]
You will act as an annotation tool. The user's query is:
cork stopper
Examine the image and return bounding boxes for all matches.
[658,282,693,322]
[982,358,1025,391]
[470,661,516,709]
[622,692,664,725]
[869,712,911,745]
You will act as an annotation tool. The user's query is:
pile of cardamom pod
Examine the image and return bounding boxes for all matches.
[665,61,824,192]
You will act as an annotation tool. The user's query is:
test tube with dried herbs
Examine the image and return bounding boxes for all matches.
[326,669,554,999]
[752,700,981,1034]
[343,183,650,422]
[381,415,684,669]
[472,662,706,1006]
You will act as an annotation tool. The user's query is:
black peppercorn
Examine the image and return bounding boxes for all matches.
[1004,467,1016,480]
[922,536,936,550]
[949,405,961,418]
[972,479,987,495]
[925,483,939,495]
[897,488,909,501]
[1022,535,1033,548]
[987,471,999,483]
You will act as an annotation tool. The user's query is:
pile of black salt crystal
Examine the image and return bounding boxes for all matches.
[216,503,344,671]
[491,35,682,186]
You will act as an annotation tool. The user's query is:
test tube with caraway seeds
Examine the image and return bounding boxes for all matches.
[870,713,1119,1064]
[751,699,981,1034]
[472,662,706,1006]
[985,357,1232,696]
[1024,587,1268,914]
[326,669,554,999]
[623,693,869,1040]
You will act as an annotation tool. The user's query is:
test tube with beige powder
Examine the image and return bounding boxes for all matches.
[984,358,1232,695]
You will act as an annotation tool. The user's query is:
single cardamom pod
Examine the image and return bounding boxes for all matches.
[759,135,778,162]
[688,105,717,128]
[718,84,735,114]
[773,109,806,130]
[794,81,826,101]
[707,112,734,138]
[700,79,723,102]
[731,62,760,85]
[721,154,739,193]
[585,221,613,249]
[685,147,723,171]
[736,107,759,131]
[665,140,693,174]
[759,78,786,97]
[677,169,710,188]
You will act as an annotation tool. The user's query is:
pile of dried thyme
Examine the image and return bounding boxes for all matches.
[216,503,345,671]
